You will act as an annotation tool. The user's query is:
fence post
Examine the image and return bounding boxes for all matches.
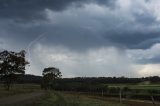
[119,88,122,103]
[102,90,104,97]
[151,96,155,105]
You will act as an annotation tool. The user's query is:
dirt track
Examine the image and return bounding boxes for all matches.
[0,91,45,106]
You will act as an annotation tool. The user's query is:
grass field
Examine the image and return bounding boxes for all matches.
[1,84,160,106]
[0,84,125,106]
[0,84,41,98]
[107,83,160,90]
[24,91,126,106]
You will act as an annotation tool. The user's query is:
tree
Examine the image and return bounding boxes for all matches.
[0,50,28,90]
[42,67,62,90]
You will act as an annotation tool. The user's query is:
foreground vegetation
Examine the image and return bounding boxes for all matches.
[1,84,160,106]
[0,84,126,106]
[20,91,126,106]
[0,84,41,98]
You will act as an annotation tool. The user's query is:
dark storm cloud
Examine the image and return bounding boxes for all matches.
[132,37,160,49]
[104,29,160,49]
[0,20,44,41]
[94,0,117,9]
[133,11,157,25]
[137,57,160,64]
[42,27,110,51]
[0,0,159,51]
[0,0,80,21]
[0,0,117,22]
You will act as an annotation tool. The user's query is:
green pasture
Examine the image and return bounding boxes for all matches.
[26,91,126,106]
[0,84,41,98]
[107,83,160,90]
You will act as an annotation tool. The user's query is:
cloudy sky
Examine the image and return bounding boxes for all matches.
[0,0,160,77]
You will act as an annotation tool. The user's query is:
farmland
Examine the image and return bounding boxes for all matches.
[0,84,126,106]
[0,83,160,106]
[108,83,160,90]
[26,91,126,106]
[0,84,41,98]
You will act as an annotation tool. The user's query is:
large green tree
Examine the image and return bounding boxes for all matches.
[0,50,28,90]
[42,67,62,90]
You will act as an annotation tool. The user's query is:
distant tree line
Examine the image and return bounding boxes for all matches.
[1,75,160,85]
[52,76,160,85]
